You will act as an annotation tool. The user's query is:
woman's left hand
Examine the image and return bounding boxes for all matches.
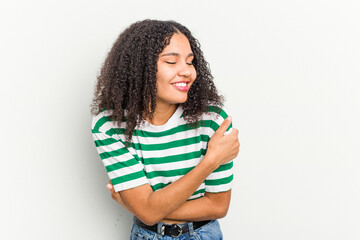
[106,181,133,213]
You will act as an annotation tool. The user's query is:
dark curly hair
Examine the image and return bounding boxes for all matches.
[91,19,223,141]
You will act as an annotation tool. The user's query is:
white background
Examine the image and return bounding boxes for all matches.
[1,0,360,239]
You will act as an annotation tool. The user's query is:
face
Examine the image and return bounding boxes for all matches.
[155,33,197,108]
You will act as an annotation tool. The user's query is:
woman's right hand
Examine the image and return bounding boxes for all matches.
[105,116,239,225]
[206,116,240,166]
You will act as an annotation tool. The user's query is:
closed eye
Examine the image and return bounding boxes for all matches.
[165,61,176,64]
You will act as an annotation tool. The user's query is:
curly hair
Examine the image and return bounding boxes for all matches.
[91,19,223,141]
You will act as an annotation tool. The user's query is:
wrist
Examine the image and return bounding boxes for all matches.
[200,154,219,172]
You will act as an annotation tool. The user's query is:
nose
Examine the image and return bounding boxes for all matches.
[178,63,192,77]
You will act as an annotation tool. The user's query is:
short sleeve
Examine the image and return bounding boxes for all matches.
[204,106,234,193]
[92,116,148,192]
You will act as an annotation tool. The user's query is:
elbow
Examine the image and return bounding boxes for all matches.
[214,205,229,219]
[135,212,164,226]
[139,217,160,227]
[205,190,231,219]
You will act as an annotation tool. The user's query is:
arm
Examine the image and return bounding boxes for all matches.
[164,191,231,222]
[108,117,239,225]
[119,154,220,225]
[107,183,231,222]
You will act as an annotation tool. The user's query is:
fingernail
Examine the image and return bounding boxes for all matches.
[106,184,112,190]
[227,116,232,121]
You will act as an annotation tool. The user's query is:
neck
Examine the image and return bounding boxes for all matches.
[147,103,178,126]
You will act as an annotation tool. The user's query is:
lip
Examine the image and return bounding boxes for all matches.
[171,81,190,92]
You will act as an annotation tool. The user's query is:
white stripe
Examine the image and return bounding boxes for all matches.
[195,183,206,192]
[91,110,115,129]
[95,142,138,158]
[206,126,232,137]
[188,192,205,200]
[140,141,206,159]
[149,177,206,192]
[149,175,182,186]
[211,113,226,126]
[137,106,184,132]
[206,168,233,180]
[145,158,201,174]
[94,112,221,141]
[205,182,232,192]
[102,154,135,167]
[209,111,233,135]
[113,177,149,192]
[131,127,210,144]
[92,132,111,141]
[94,137,140,159]
[99,121,122,136]
[93,108,221,133]
[92,107,233,196]
[95,141,124,154]
[108,163,144,178]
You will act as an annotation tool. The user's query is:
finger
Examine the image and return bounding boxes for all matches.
[230,128,239,136]
[215,116,232,136]
[106,180,115,194]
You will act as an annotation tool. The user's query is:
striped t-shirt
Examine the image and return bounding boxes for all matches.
[91,105,233,200]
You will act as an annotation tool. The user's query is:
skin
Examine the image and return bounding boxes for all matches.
[106,33,240,226]
[151,33,197,125]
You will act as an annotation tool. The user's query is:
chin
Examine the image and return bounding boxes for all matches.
[158,93,189,105]
[175,96,188,103]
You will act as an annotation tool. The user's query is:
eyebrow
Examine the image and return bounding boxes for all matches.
[160,52,194,57]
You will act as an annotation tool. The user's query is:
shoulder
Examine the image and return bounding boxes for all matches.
[202,105,232,134]
[91,110,122,135]
[204,105,229,120]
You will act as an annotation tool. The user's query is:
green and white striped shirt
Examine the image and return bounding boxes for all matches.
[91,105,233,200]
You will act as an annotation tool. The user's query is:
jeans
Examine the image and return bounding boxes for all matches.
[130,219,223,240]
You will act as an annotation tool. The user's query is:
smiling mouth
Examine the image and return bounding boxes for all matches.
[172,82,189,91]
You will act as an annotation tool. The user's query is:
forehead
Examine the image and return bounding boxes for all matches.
[161,33,192,54]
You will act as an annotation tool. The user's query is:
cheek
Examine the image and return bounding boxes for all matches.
[157,67,177,83]
[191,69,197,81]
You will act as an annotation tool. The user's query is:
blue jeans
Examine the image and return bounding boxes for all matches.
[130,220,223,240]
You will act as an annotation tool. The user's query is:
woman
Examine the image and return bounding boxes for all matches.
[91,19,240,239]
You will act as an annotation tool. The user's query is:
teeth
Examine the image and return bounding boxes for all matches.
[173,82,187,87]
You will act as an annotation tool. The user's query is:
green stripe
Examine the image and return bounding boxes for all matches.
[95,138,118,147]
[146,166,195,179]
[205,175,233,186]
[95,106,229,136]
[213,161,233,173]
[180,105,224,118]
[144,149,206,165]
[206,106,225,117]
[111,170,146,185]
[98,136,142,162]
[141,160,230,180]
[132,135,210,151]
[193,188,205,196]
[206,106,233,131]
[151,183,205,199]
[151,183,205,197]
[106,128,125,136]
[99,147,129,160]
[188,195,203,200]
[107,120,216,138]
[100,113,231,138]
[151,182,170,191]
[92,115,111,133]
[105,158,140,172]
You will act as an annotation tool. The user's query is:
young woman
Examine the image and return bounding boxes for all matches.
[91,19,240,239]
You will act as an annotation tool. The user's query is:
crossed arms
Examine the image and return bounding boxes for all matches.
[106,117,239,226]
